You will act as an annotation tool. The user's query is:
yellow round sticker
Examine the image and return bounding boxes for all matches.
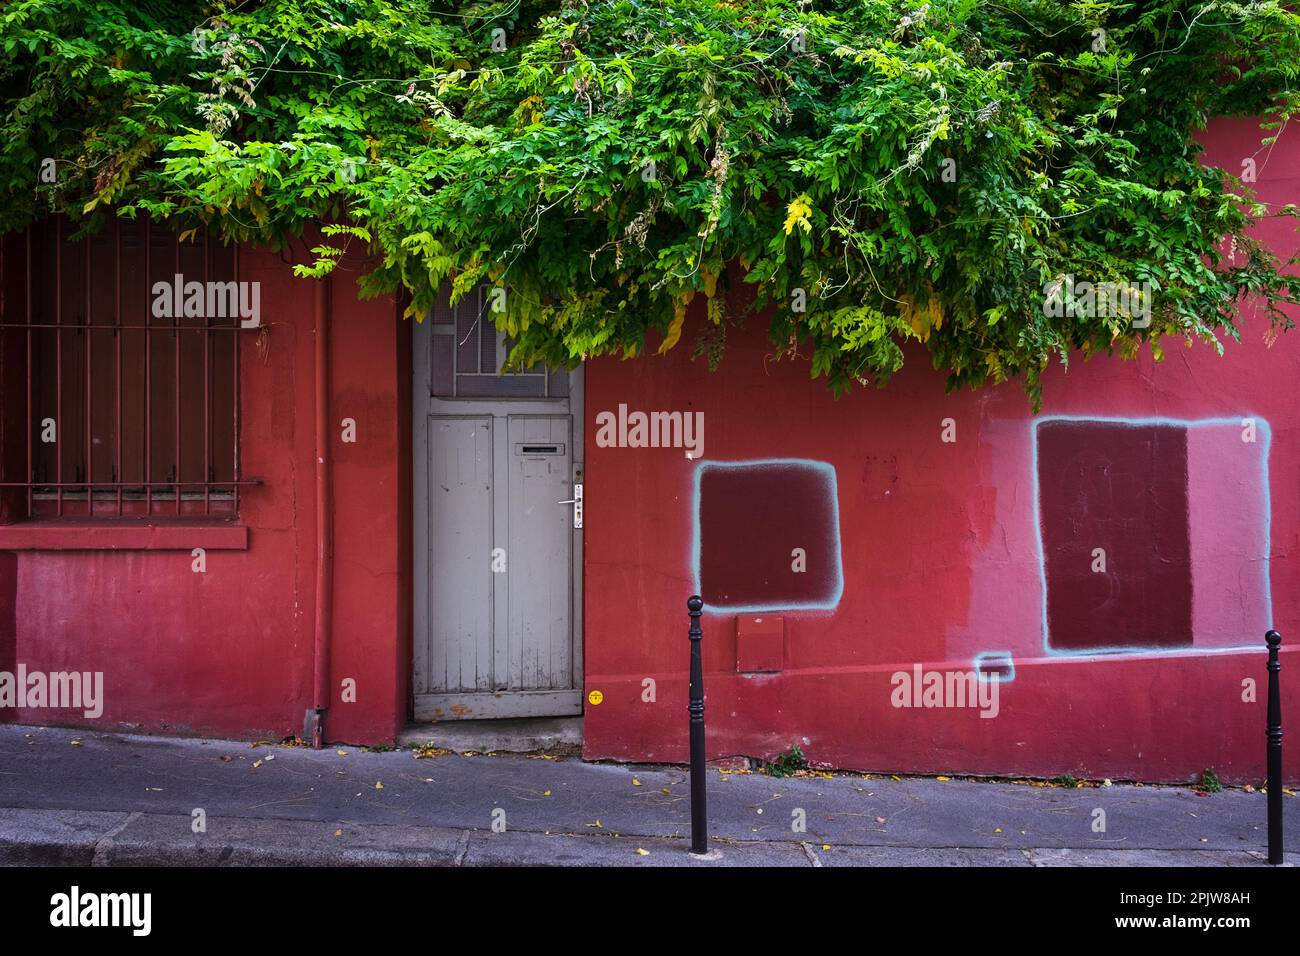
[587,690,604,706]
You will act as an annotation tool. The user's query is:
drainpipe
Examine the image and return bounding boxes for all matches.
[307,274,333,748]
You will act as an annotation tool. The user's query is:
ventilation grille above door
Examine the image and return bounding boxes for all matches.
[429,285,570,399]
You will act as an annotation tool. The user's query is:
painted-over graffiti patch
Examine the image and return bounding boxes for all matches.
[692,458,843,613]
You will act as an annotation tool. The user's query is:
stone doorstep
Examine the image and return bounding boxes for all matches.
[396,716,583,755]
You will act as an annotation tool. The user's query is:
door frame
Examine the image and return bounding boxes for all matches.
[410,314,584,721]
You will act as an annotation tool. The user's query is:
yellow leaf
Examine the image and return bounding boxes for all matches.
[936,775,950,781]
[636,848,650,856]
[632,778,642,787]
[543,790,552,796]
[336,749,348,756]
[822,844,831,851]
[253,759,263,769]
[702,268,718,299]
[783,194,813,235]
[657,307,685,354]
[374,781,384,790]
[901,289,944,342]
[333,829,343,838]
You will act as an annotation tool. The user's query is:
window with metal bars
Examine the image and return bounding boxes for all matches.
[0,216,253,519]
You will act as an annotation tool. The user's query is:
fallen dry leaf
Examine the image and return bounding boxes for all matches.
[333,829,343,838]
[936,775,950,781]
[252,759,263,769]
[70,740,82,747]
[632,778,641,787]
[586,820,603,829]
[635,848,650,856]
[543,790,552,797]
[336,749,348,757]
[374,781,384,790]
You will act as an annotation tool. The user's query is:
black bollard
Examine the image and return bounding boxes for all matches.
[688,595,708,854]
[1266,630,1283,865]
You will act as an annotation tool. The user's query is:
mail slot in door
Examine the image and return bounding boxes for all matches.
[514,443,565,456]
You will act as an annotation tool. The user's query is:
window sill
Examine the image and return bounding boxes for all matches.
[0,518,248,551]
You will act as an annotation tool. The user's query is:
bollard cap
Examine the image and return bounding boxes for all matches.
[1266,629,1282,648]
[687,595,704,614]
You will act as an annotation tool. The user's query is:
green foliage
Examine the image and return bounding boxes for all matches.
[1200,767,1222,792]
[764,743,810,777]
[1052,773,1079,787]
[4,0,1300,400]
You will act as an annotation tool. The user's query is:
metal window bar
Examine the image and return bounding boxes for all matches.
[0,217,258,517]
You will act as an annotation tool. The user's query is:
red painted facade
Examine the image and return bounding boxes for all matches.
[1,119,1296,783]
[0,239,411,744]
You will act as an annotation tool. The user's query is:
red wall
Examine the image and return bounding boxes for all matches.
[0,239,410,744]
[1,117,1296,784]
[581,117,1300,783]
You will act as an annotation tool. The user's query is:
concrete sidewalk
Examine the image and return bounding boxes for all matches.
[0,724,1293,866]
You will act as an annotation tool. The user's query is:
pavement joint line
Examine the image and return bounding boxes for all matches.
[92,811,141,867]
[799,841,822,867]
[453,829,471,866]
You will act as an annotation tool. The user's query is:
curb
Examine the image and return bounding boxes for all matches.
[0,808,1287,868]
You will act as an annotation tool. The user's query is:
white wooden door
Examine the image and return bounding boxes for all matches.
[412,288,583,720]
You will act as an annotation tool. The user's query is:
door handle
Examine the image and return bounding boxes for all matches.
[557,483,583,529]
